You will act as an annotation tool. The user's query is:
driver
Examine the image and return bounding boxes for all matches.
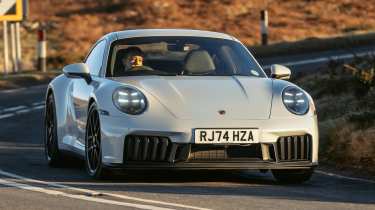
[121,47,152,72]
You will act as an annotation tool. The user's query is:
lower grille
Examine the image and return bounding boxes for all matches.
[188,144,263,161]
[124,134,312,164]
[123,135,188,163]
[273,134,312,161]
[189,146,227,160]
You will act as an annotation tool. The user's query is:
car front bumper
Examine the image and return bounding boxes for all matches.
[99,114,319,169]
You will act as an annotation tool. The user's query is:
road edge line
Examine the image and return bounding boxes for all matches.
[0,169,210,210]
[0,177,172,210]
[316,170,375,184]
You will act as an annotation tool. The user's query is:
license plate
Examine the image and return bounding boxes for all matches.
[194,128,259,144]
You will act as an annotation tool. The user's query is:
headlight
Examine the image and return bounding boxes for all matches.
[282,86,309,115]
[113,87,147,115]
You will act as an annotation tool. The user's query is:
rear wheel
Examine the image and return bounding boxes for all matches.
[44,93,65,166]
[85,103,109,179]
[272,168,314,184]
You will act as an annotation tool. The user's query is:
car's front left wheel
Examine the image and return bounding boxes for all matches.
[85,102,108,179]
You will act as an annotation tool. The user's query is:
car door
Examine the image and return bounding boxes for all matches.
[70,40,107,153]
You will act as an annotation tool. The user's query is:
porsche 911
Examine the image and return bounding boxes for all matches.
[44,29,318,183]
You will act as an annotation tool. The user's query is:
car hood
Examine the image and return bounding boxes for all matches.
[111,76,273,120]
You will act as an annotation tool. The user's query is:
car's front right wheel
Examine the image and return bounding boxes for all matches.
[272,168,314,184]
[85,102,109,179]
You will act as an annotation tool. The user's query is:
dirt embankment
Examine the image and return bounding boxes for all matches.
[296,57,375,175]
[26,0,375,65]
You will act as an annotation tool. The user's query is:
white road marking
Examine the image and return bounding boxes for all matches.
[32,101,45,106]
[15,109,31,114]
[262,51,374,69]
[0,84,47,94]
[0,177,172,210]
[0,113,15,119]
[316,170,375,184]
[31,105,45,110]
[0,145,43,150]
[2,105,27,112]
[0,169,211,210]
[0,102,45,119]
[105,192,210,210]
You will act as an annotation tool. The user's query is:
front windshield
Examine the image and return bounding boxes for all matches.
[107,36,266,77]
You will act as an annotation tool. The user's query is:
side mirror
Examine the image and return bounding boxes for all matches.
[63,63,92,83]
[270,64,291,80]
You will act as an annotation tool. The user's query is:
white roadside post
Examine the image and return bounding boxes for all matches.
[10,22,18,73]
[2,21,9,75]
[37,25,47,72]
[260,10,269,46]
[15,22,22,71]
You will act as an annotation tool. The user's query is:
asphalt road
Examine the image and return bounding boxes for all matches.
[0,47,375,210]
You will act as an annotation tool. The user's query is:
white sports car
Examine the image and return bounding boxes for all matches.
[44,29,318,183]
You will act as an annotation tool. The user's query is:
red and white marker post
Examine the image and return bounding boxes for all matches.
[37,26,47,72]
[260,10,269,46]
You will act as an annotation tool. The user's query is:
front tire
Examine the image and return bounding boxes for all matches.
[85,103,108,179]
[272,168,314,184]
[44,93,65,167]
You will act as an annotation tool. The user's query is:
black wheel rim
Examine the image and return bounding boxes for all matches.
[86,109,101,173]
[45,98,55,160]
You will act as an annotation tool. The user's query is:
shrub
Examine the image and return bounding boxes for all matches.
[298,56,375,175]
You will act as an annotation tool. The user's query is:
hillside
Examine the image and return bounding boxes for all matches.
[27,0,375,65]
[296,57,375,175]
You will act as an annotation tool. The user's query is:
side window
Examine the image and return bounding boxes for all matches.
[85,40,106,76]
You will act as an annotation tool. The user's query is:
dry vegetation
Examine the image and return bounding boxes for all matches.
[27,0,375,66]
[297,56,375,175]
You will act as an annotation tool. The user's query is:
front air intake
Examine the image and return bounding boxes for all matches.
[271,134,312,162]
[123,135,189,163]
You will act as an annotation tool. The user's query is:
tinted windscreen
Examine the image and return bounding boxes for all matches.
[107,36,266,77]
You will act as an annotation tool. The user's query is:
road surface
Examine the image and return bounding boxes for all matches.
[0,46,374,210]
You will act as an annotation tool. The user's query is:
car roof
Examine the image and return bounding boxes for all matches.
[112,29,235,41]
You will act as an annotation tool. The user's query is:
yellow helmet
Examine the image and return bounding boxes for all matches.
[130,55,143,67]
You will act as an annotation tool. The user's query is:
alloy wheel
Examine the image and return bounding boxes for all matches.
[45,97,55,160]
[86,108,101,174]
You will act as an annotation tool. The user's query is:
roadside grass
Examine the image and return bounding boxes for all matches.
[0,70,60,90]
[250,32,375,59]
[296,56,375,175]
